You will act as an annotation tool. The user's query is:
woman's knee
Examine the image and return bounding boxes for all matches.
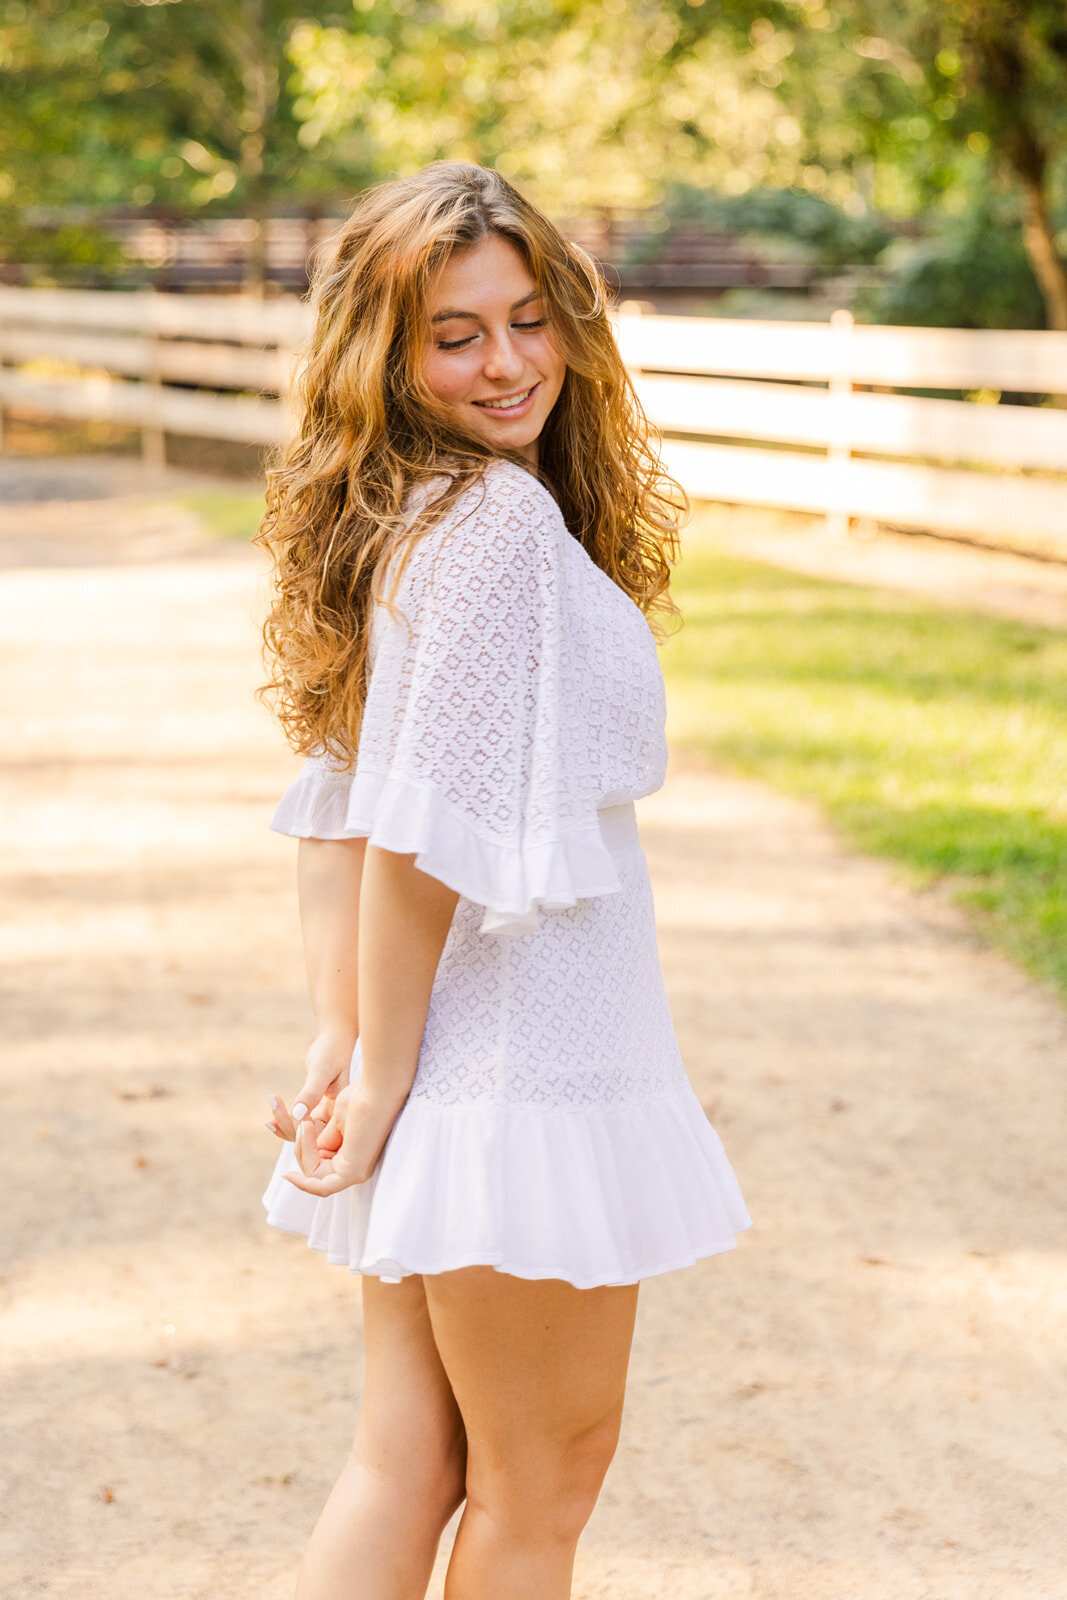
[554,1407,625,1533]
[434,1433,470,1522]
[354,1381,468,1525]
[352,1420,468,1526]
[357,1273,469,1521]
[418,1425,468,1520]
[466,1406,623,1544]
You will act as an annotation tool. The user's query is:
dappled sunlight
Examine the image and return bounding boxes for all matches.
[0,1233,360,1368]
[684,505,1067,632]
[1,515,1064,1599]
[5,0,1067,1589]
[4,1230,1061,1374]
[663,544,1067,992]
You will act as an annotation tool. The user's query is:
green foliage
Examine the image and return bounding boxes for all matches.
[1,0,1065,325]
[863,200,1050,330]
[662,528,1067,997]
[0,1,845,227]
[0,213,125,273]
[654,182,892,268]
[758,2,1067,206]
[284,1,818,215]
[0,0,371,217]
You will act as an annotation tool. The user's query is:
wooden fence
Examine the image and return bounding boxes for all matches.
[2,287,1066,556]
[14,212,826,298]
[0,288,300,464]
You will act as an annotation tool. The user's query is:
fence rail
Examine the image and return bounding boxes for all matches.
[1,287,1066,557]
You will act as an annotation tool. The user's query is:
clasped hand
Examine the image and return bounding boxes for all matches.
[265,1086,359,1197]
[268,1079,402,1198]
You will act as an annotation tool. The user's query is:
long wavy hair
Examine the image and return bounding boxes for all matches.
[255,160,684,764]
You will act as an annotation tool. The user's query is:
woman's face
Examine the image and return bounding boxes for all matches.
[421,234,566,467]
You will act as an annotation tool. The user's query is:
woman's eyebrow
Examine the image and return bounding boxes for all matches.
[430,291,541,325]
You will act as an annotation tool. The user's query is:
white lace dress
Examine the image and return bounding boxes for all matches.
[262,459,751,1287]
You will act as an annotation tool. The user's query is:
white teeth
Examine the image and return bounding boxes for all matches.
[477,388,533,411]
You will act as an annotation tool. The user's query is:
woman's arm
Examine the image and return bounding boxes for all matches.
[285,845,458,1196]
[268,836,364,1138]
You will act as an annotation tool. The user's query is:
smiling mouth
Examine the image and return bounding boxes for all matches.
[472,384,538,413]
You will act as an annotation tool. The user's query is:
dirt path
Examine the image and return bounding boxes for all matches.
[1,485,1065,1600]
[0,456,241,569]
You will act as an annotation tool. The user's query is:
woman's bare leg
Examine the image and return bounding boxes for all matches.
[424,1268,639,1600]
[295,1273,467,1600]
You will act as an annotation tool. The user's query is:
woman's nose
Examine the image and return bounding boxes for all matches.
[481,332,524,384]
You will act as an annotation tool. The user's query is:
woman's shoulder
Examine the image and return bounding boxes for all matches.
[441,457,561,529]
[477,455,561,517]
[407,458,566,573]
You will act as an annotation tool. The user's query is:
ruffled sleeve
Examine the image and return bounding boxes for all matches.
[269,462,623,935]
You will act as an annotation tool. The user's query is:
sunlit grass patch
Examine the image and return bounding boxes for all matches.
[182,489,265,543]
[662,539,1067,996]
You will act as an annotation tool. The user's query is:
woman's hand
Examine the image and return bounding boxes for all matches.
[284,1085,404,1198]
[266,1028,356,1141]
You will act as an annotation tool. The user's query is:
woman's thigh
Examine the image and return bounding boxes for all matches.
[357,1273,467,1494]
[422,1268,639,1511]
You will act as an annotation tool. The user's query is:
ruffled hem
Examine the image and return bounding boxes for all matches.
[269,764,624,936]
[262,1086,752,1290]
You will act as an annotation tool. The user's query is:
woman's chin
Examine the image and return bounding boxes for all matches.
[474,414,548,457]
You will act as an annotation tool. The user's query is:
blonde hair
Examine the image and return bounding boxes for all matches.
[254,160,683,763]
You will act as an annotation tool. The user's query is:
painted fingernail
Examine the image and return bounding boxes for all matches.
[292,1103,308,1122]
[268,1095,280,1110]
[265,1122,279,1134]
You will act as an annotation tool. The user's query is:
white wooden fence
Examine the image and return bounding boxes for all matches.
[618,311,1067,556]
[0,288,302,463]
[2,287,1066,556]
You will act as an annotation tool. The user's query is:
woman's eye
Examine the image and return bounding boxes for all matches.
[435,317,547,351]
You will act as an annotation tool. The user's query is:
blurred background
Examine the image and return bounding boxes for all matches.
[2,0,1065,326]
[2,6,1066,1600]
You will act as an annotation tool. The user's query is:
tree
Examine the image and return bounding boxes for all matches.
[732,2,1067,331]
[932,1,1067,331]
[7,0,1062,331]
[0,0,371,292]
[284,0,826,218]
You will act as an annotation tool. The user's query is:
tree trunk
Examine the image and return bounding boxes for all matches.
[1019,170,1067,333]
[1003,126,1067,405]
[239,0,276,298]
[964,10,1067,395]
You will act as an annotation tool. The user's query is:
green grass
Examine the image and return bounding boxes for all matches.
[181,489,265,543]
[662,539,1067,998]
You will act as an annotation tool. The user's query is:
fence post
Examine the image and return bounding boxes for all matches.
[141,289,166,468]
[826,307,854,537]
[0,295,5,454]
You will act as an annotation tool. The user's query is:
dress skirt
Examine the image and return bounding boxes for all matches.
[263,803,752,1288]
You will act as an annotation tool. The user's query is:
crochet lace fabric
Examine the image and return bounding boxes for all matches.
[265,458,752,1285]
[270,459,668,934]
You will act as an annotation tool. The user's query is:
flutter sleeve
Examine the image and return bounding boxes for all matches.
[269,463,622,935]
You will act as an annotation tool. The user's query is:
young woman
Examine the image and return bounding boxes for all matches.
[257,161,751,1600]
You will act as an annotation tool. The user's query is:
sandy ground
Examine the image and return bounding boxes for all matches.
[1,465,1065,1600]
